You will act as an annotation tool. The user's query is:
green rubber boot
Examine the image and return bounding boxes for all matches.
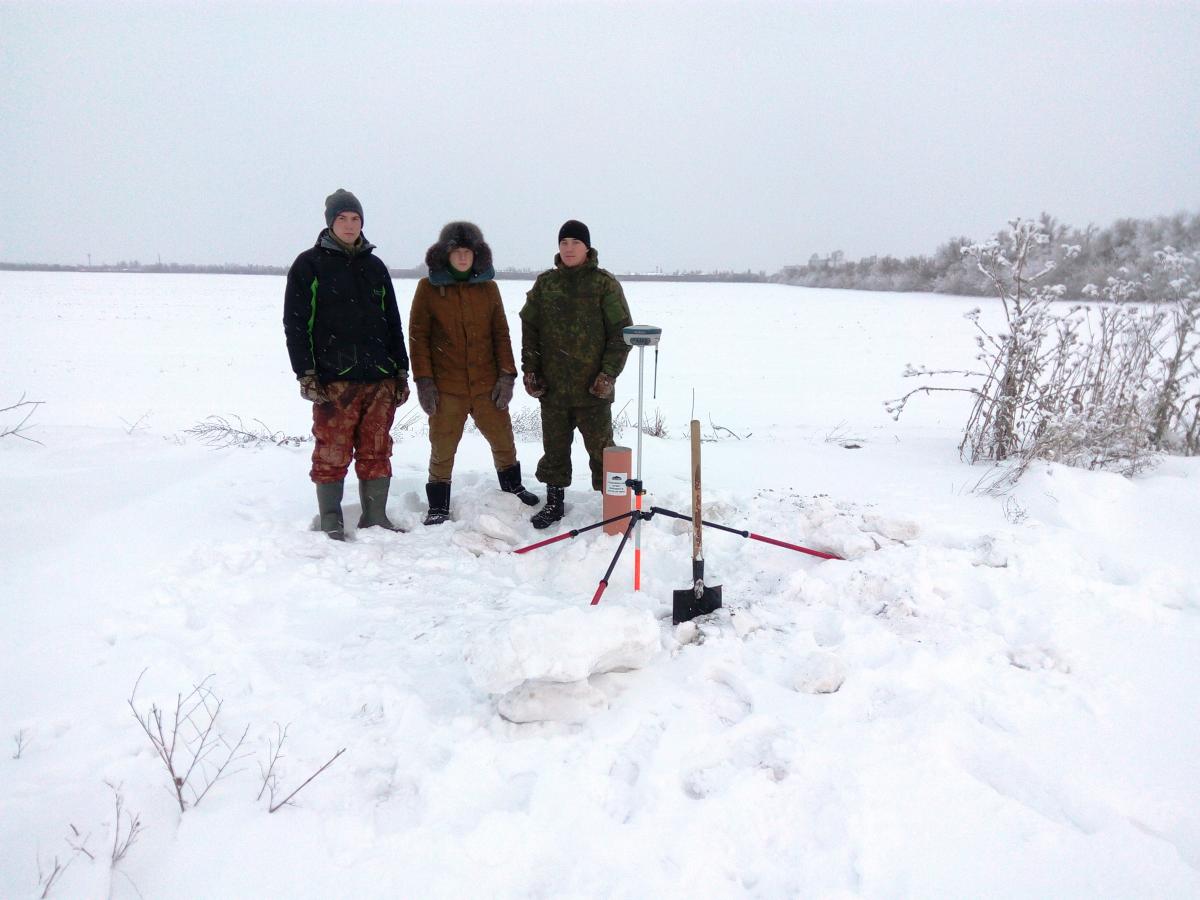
[358,477,403,532]
[315,481,345,541]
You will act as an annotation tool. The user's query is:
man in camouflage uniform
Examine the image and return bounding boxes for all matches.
[520,220,633,529]
[283,189,410,541]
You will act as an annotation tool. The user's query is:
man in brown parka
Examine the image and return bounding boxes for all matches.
[409,221,538,524]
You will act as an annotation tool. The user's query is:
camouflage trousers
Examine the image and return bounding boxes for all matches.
[535,402,613,491]
[310,380,398,483]
[427,391,518,483]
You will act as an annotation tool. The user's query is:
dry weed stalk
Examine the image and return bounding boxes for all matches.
[128,671,250,813]
[268,747,346,814]
[185,415,309,448]
[1,393,45,444]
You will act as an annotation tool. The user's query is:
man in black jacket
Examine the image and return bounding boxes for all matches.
[283,189,410,540]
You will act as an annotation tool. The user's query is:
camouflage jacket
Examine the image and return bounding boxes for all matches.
[519,248,633,407]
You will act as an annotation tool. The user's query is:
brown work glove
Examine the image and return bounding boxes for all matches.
[523,371,546,399]
[491,374,515,411]
[588,372,615,399]
[298,371,330,404]
[395,376,411,406]
[416,377,439,415]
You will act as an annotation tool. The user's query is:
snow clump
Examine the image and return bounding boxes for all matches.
[464,605,661,695]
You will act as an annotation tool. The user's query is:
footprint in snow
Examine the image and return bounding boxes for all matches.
[706,666,755,725]
[682,727,793,799]
[605,718,666,822]
[1007,644,1071,674]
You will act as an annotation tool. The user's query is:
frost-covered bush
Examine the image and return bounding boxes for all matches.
[889,220,1200,486]
[1145,248,1200,453]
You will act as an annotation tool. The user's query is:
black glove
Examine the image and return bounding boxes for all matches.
[523,371,546,399]
[416,377,439,415]
[491,374,515,410]
[395,376,411,406]
[588,372,615,399]
[298,371,329,404]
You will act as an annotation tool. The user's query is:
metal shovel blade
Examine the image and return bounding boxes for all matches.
[673,582,723,624]
[673,553,723,624]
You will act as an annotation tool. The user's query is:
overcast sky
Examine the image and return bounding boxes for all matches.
[2,1,1197,273]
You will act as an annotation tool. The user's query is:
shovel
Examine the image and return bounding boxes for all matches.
[673,420,723,624]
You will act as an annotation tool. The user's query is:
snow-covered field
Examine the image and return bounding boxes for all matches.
[2,271,1198,898]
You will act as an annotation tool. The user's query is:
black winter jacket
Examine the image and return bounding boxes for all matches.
[283,230,409,383]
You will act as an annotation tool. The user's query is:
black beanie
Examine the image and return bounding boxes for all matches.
[324,189,364,227]
[558,219,591,248]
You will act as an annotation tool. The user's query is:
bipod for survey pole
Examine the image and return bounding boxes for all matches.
[514,496,661,607]
[512,498,843,613]
[648,507,844,561]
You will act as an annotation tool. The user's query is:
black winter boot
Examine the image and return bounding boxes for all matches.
[423,482,451,526]
[497,463,539,506]
[358,477,404,532]
[315,481,346,541]
[530,486,565,530]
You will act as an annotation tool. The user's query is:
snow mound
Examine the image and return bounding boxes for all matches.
[497,679,608,724]
[790,651,847,694]
[476,513,521,545]
[862,512,920,542]
[464,606,661,694]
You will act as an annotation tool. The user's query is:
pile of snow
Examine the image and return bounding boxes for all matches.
[465,606,660,722]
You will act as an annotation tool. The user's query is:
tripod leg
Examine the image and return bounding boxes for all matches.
[514,510,638,554]
[591,515,639,606]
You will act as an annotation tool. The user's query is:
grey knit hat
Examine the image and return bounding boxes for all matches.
[324,189,363,227]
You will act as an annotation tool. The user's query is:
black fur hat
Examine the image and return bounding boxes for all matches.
[425,221,493,274]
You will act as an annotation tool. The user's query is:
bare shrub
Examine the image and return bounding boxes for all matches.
[390,407,427,440]
[106,783,143,865]
[256,722,289,804]
[609,401,674,439]
[35,821,96,898]
[610,400,633,438]
[185,415,309,448]
[32,785,143,898]
[128,672,250,813]
[641,406,669,437]
[888,218,1195,485]
[703,415,751,442]
[1137,247,1200,454]
[824,421,865,448]
[1,394,45,444]
[118,412,150,436]
[37,851,72,898]
[509,406,542,439]
[13,728,28,759]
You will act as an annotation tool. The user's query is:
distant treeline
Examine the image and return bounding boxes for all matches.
[0,260,769,283]
[0,261,292,276]
[777,212,1200,299]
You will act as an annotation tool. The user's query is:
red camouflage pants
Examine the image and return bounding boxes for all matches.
[310,380,398,483]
